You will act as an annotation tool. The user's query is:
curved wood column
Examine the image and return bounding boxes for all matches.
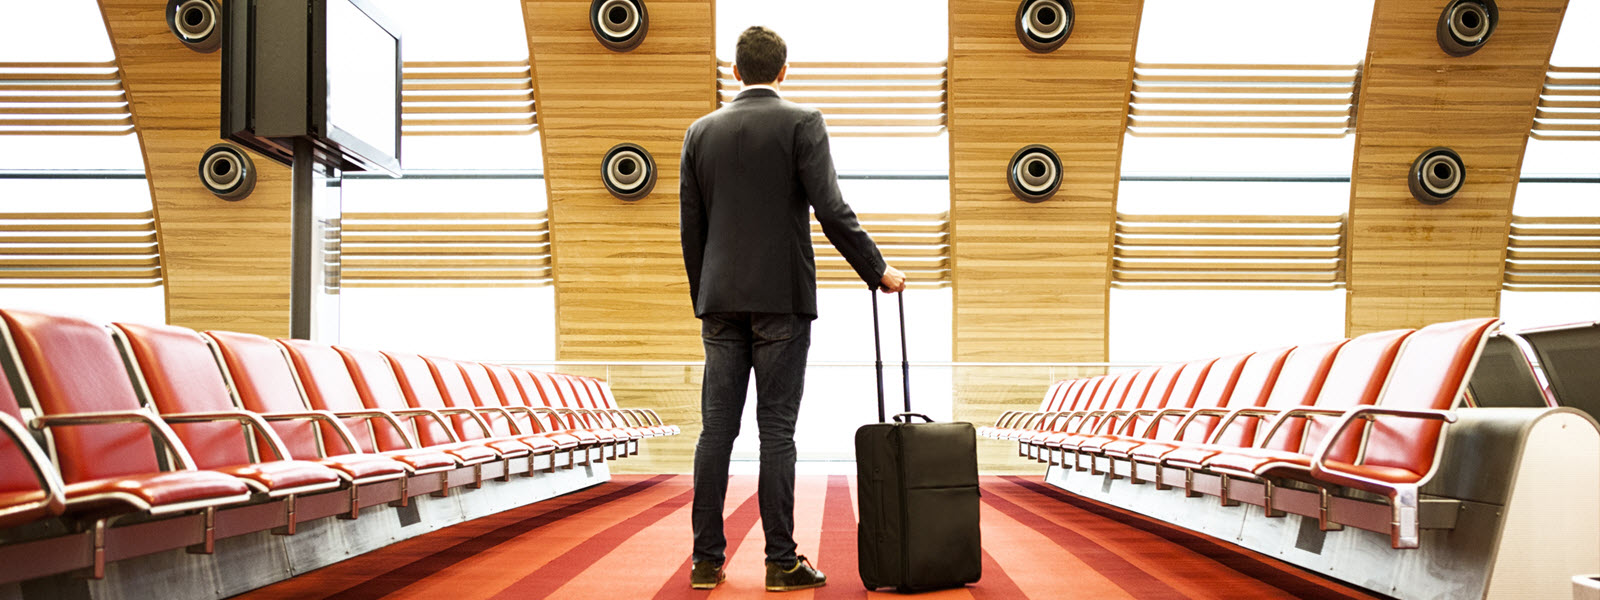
[1345,0,1568,334]
[99,0,294,336]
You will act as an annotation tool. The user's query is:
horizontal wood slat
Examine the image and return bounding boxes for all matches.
[1112,213,1346,289]
[716,62,947,138]
[1503,215,1600,291]
[328,212,552,289]
[1531,68,1600,141]
[401,62,537,136]
[811,212,950,287]
[1128,63,1360,138]
[0,63,134,136]
[0,211,162,287]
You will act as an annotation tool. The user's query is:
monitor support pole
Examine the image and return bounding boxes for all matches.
[289,138,315,340]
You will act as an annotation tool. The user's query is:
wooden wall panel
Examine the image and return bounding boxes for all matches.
[1346,0,1568,335]
[99,0,294,337]
[948,0,1140,473]
[948,0,1141,362]
[521,0,714,362]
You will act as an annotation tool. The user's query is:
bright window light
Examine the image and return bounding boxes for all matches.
[379,0,528,61]
[1117,181,1349,216]
[1135,0,1375,64]
[1109,289,1346,363]
[1550,0,1599,68]
[1500,291,1600,329]
[0,0,114,62]
[715,0,947,62]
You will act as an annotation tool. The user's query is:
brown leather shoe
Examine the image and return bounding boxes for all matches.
[690,560,725,590]
[765,555,826,592]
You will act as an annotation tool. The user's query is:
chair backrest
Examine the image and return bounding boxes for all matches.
[509,368,570,432]
[1050,379,1084,413]
[458,362,516,437]
[204,330,330,457]
[546,374,584,409]
[0,350,50,512]
[1147,358,1216,440]
[421,356,489,441]
[115,322,251,469]
[335,346,426,451]
[1465,334,1548,408]
[563,375,599,409]
[485,364,540,433]
[1101,368,1154,433]
[277,339,385,454]
[1293,328,1412,461]
[1521,321,1600,418]
[1359,317,1499,480]
[1038,380,1068,412]
[381,352,460,446]
[1202,348,1291,447]
[1252,339,1346,450]
[1164,355,1247,442]
[583,378,618,410]
[0,309,162,484]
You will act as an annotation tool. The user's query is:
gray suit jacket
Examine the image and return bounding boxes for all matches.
[680,88,886,318]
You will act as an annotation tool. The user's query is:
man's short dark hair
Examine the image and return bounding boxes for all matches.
[735,26,786,85]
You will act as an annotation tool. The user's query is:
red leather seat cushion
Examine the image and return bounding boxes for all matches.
[1204,448,1312,476]
[539,432,582,449]
[432,442,500,465]
[61,470,248,512]
[382,448,459,472]
[211,460,342,492]
[318,454,408,480]
[1158,443,1233,469]
[1319,460,1425,492]
[478,438,531,458]
[1096,438,1146,458]
[515,435,559,453]
[0,489,53,529]
[1127,441,1182,462]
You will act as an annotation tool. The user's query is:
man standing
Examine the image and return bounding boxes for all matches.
[679,26,907,592]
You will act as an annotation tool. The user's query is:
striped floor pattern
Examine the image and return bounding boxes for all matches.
[236,475,1382,600]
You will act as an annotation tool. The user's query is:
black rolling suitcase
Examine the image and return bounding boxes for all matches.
[855,292,981,592]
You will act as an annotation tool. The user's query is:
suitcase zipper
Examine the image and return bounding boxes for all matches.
[895,427,911,588]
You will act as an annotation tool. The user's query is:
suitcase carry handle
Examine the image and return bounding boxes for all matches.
[891,413,932,424]
[871,291,913,424]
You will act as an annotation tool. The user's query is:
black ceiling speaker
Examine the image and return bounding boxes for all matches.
[1016,0,1074,53]
[1437,0,1497,56]
[1008,145,1063,203]
[602,143,656,201]
[591,0,648,52]
[1409,147,1465,205]
[199,143,256,201]
[167,0,221,53]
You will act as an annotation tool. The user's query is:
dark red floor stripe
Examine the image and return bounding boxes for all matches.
[489,485,696,599]
[325,475,672,600]
[970,549,1026,600]
[813,474,862,600]
[982,484,1189,599]
[650,485,763,600]
[1001,476,1378,600]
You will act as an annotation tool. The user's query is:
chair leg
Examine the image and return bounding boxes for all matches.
[1390,486,1421,549]
[90,518,108,579]
[1219,474,1239,506]
[272,494,298,535]
[1317,487,1344,532]
[186,507,217,554]
[1263,480,1285,518]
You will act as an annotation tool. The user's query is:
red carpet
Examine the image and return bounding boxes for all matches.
[235,475,1382,599]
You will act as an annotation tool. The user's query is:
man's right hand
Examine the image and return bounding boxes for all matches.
[879,266,907,293]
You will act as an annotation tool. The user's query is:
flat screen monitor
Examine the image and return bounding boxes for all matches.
[222,0,403,176]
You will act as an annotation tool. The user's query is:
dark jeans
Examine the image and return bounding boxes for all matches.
[692,312,811,565]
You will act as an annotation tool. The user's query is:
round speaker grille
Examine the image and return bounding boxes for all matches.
[167,0,221,53]
[199,143,256,201]
[602,143,656,201]
[1007,145,1063,203]
[591,0,648,52]
[1016,0,1074,53]
[1409,147,1465,205]
[1437,0,1497,56]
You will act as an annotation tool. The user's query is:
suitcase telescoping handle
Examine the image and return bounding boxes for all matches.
[870,290,913,424]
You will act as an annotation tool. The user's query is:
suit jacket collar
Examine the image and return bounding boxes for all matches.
[734,87,779,101]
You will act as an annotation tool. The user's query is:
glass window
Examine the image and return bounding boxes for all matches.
[1550,0,1599,68]
[1135,0,1375,65]
[1109,289,1347,363]
[0,1,162,325]
[334,176,555,361]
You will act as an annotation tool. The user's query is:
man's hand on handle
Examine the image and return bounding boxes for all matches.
[878,266,907,293]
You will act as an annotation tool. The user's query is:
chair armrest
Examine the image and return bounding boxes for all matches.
[1170,407,1232,442]
[1206,407,1283,444]
[161,410,293,461]
[1254,407,1351,449]
[429,407,497,439]
[356,408,454,444]
[31,410,199,470]
[1308,406,1458,491]
[0,411,65,513]
[257,410,364,457]
[473,406,524,434]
